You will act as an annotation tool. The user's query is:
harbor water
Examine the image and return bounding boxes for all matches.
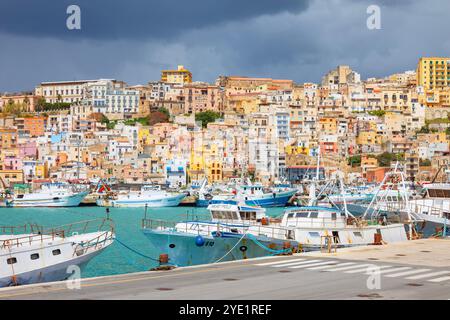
[0,206,286,279]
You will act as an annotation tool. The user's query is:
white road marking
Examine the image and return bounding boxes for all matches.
[427,276,450,283]
[307,262,356,270]
[406,271,450,280]
[324,264,372,272]
[385,269,431,278]
[376,267,412,275]
[255,258,306,266]
[289,261,337,269]
[271,259,321,268]
[344,266,392,274]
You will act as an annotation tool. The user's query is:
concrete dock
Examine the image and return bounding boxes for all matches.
[1,238,450,300]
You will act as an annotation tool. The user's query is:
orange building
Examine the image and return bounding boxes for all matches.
[24,117,46,137]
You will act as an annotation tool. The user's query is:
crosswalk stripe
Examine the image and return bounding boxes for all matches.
[272,259,321,268]
[427,276,450,283]
[406,271,450,280]
[255,258,306,266]
[344,266,392,274]
[376,267,412,275]
[385,269,431,278]
[289,261,337,269]
[324,264,372,272]
[307,262,356,270]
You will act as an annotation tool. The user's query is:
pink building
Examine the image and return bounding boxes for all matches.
[4,155,23,171]
[18,141,38,159]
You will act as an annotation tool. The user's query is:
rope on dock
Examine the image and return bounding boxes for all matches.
[114,237,162,263]
[246,233,292,255]
[213,232,292,264]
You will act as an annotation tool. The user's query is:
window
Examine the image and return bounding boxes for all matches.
[309,212,319,218]
[353,232,363,238]
[7,257,17,264]
[31,253,40,260]
[308,232,320,237]
[52,249,61,256]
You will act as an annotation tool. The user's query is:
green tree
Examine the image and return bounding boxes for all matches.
[420,159,431,166]
[368,110,386,117]
[376,152,404,167]
[195,111,222,128]
[347,155,361,167]
[158,107,170,118]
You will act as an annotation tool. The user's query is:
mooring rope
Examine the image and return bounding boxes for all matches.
[113,237,162,263]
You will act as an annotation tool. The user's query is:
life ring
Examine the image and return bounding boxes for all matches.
[215,231,222,237]
[3,240,11,248]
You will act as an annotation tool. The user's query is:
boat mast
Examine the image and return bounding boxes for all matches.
[308,146,321,206]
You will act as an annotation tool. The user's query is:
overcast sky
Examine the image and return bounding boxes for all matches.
[0,0,449,92]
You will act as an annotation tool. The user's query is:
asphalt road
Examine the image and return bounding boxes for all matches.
[1,255,450,300]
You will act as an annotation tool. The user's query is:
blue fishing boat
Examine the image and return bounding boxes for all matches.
[196,182,297,208]
[141,203,297,266]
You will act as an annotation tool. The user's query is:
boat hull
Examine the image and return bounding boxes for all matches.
[6,191,89,208]
[142,229,296,267]
[243,190,296,207]
[97,193,186,208]
[0,248,103,288]
[196,190,297,208]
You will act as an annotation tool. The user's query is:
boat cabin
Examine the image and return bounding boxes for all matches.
[281,206,348,228]
[423,184,450,199]
[207,204,266,222]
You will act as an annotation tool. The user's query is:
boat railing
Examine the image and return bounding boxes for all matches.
[142,218,177,230]
[0,223,43,235]
[142,217,294,240]
[0,218,114,250]
[410,202,447,218]
[72,228,115,257]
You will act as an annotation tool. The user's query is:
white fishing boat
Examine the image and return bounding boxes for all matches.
[6,183,89,207]
[408,183,450,231]
[0,218,114,287]
[142,203,296,266]
[245,169,416,251]
[97,185,186,208]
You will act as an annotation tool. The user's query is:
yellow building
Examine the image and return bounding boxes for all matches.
[356,131,382,145]
[207,161,223,182]
[161,65,192,84]
[417,57,450,90]
[285,145,310,156]
[0,170,24,186]
[318,118,338,134]
[35,163,49,179]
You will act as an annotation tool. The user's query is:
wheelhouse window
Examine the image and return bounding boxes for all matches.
[7,257,17,264]
[295,211,309,218]
[52,249,61,256]
[240,211,257,220]
[309,212,319,218]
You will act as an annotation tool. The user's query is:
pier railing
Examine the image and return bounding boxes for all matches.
[0,218,114,250]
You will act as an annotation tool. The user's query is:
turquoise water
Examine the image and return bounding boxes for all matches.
[0,206,287,279]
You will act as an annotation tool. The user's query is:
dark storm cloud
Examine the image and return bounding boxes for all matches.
[1,0,449,93]
[0,0,310,40]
